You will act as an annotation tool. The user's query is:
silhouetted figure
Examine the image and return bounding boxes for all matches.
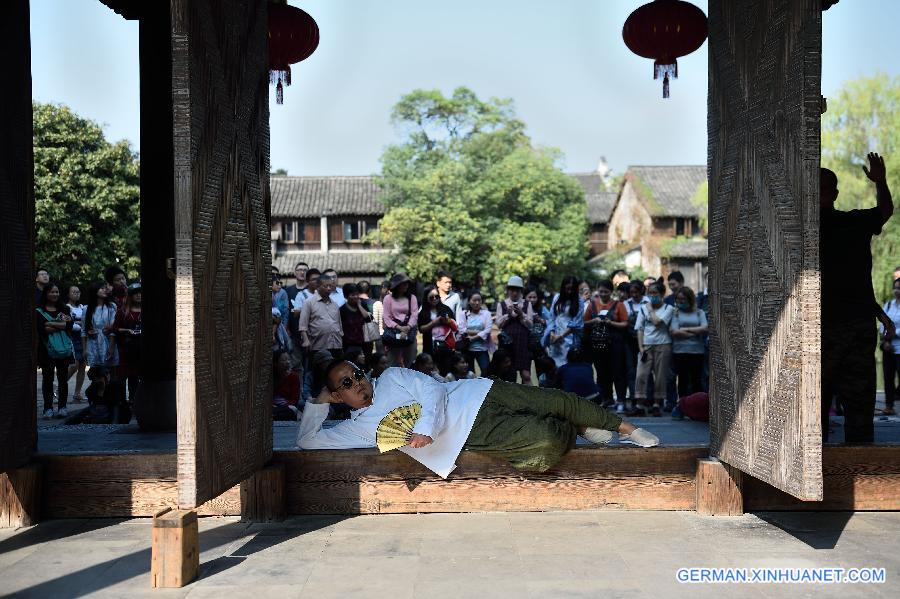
[820,153,893,443]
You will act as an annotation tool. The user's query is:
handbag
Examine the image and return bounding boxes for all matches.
[383,305,413,348]
[363,320,381,343]
[38,309,74,360]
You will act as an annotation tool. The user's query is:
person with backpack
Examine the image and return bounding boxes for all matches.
[36,283,74,419]
[583,279,629,410]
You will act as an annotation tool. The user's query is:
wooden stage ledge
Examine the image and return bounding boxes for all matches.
[31,445,900,518]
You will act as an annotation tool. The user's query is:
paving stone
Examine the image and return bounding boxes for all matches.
[1,512,898,597]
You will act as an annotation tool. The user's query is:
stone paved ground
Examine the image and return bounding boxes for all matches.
[1,511,897,598]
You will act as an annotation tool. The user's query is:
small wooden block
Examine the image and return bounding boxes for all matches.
[1,463,42,528]
[151,508,199,587]
[696,458,743,516]
[240,463,285,522]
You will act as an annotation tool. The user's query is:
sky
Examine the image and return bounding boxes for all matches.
[29,0,900,178]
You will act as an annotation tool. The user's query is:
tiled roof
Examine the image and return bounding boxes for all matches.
[270,172,620,222]
[571,172,618,224]
[270,176,385,217]
[273,251,392,275]
[666,239,708,259]
[627,165,706,217]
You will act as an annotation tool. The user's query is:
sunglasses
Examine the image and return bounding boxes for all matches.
[336,368,366,391]
[428,295,440,300]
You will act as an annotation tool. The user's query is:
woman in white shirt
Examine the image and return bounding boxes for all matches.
[457,291,494,375]
[66,284,88,402]
[371,280,390,353]
[881,278,900,415]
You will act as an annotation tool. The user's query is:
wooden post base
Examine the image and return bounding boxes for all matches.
[151,508,199,588]
[240,462,285,522]
[696,457,743,516]
[1,463,41,528]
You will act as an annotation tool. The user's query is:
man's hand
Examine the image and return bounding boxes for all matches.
[863,152,887,184]
[407,433,433,448]
[311,387,336,404]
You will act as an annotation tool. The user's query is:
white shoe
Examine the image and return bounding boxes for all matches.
[57,408,68,418]
[581,428,614,445]
[43,409,54,420]
[615,403,625,414]
[619,427,660,447]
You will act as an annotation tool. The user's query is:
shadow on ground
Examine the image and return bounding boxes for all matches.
[4,516,346,598]
[753,511,855,549]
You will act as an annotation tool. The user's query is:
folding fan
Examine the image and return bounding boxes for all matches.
[376,403,422,453]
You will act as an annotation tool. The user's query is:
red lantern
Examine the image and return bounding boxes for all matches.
[268,1,319,104]
[622,0,707,98]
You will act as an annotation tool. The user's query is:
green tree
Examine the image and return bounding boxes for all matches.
[373,88,588,294]
[690,180,709,234]
[822,73,900,302]
[33,102,140,286]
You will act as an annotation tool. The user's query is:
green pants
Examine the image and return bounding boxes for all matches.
[463,379,623,473]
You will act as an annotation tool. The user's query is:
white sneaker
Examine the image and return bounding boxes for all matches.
[580,428,614,445]
[43,409,54,420]
[57,408,68,418]
[619,427,660,447]
[615,403,625,414]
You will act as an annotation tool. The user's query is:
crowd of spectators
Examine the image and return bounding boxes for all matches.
[35,265,141,423]
[272,262,711,422]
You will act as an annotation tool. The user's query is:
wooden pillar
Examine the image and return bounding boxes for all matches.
[150,508,199,588]
[0,463,41,528]
[696,457,743,516]
[0,0,37,475]
[240,463,285,522]
[133,0,177,432]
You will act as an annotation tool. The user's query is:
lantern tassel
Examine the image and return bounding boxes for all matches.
[269,67,293,104]
[653,60,678,99]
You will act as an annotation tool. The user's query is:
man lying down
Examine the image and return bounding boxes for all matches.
[297,360,660,479]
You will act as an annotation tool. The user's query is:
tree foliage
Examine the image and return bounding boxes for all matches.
[822,74,900,301]
[33,102,140,286]
[373,88,588,294]
[690,180,709,234]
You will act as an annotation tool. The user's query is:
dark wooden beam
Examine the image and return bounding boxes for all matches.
[134,0,177,431]
[0,0,36,474]
[97,0,141,20]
